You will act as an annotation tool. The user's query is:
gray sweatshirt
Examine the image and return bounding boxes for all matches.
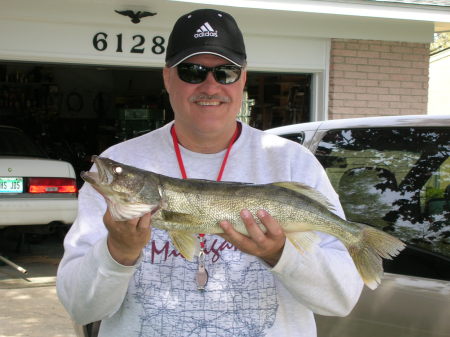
[56,121,363,337]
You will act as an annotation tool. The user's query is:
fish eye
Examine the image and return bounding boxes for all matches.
[113,166,123,174]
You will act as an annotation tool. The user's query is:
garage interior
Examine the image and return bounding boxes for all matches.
[0,61,311,181]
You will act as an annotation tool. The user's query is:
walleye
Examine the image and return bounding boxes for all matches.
[81,156,405,289]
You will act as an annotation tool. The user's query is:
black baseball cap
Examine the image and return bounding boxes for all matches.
[165,9,247,68]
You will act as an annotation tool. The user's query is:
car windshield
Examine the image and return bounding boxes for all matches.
[0,127,46,157]
[316,127,450,260]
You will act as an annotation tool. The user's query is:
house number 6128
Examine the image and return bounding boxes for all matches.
[93,32,166,55]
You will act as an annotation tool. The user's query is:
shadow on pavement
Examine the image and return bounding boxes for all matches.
[0,228,77,337]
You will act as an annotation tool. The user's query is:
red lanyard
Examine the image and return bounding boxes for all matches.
[170,123,239,246]
[170,124,239,181]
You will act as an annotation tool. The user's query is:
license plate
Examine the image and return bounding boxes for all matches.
[0,177,24,193]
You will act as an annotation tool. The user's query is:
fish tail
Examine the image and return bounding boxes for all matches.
[347,224,405,290]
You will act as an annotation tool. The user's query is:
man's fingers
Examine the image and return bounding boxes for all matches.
[220,210,267,254]
[219,223,261,257]
[103,208,153,266]
[256,209,284,238]
[220,220,240,239]
[136,212,152,231]
[221,209,282,245]
[241,209,266,244]
[219,210,285,266]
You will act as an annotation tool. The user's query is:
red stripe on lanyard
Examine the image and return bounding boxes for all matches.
[170,125,188,179]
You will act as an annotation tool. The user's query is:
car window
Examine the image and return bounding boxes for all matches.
[0,128,46,157]
[315,127,450,280]
[279,132,306,145]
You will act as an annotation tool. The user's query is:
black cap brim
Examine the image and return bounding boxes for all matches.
[166,47,246,68]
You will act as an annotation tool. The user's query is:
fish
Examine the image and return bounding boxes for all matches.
[81,155,406,289]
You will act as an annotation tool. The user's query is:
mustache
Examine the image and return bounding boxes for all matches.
[189,94,231,103]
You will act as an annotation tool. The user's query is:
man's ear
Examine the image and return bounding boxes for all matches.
[162,67,171,93]
[240,69,247,89]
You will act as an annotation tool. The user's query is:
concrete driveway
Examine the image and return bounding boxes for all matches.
[0,232,76,337]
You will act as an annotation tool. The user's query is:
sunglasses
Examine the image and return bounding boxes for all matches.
[177,63,242,85]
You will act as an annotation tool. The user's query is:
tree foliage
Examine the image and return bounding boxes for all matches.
[431,32,450,54]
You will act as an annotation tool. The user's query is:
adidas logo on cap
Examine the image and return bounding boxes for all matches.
[194,22,218,38]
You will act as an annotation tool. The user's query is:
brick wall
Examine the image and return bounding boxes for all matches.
[328,39,429,119]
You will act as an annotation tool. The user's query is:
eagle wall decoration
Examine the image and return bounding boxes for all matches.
[115,10,157,24]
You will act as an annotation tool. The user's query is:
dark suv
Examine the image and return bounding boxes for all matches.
[267,115,450,337]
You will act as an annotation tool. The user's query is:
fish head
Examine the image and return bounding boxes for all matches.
[81,156,159,220]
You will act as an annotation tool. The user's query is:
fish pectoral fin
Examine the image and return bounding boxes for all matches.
[272,182,336,211]
[168,231,199,262]
[161,210,203,225]
[286,231,321,253]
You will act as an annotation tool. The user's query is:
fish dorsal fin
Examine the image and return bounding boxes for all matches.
[271,182,335,211]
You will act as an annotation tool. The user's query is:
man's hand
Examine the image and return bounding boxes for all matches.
[219,209,286,266]
[103,209,152,266]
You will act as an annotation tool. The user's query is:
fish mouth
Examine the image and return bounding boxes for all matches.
[80,155,112,186]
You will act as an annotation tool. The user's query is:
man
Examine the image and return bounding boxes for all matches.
[57,8,363,337]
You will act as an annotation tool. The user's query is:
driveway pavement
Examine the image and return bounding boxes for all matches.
[0,232,76,337]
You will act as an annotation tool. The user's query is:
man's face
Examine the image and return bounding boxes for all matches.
[163,54,247,135]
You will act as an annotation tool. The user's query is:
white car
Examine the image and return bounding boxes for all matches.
[0,125,78,232]
[267,115,450,337]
